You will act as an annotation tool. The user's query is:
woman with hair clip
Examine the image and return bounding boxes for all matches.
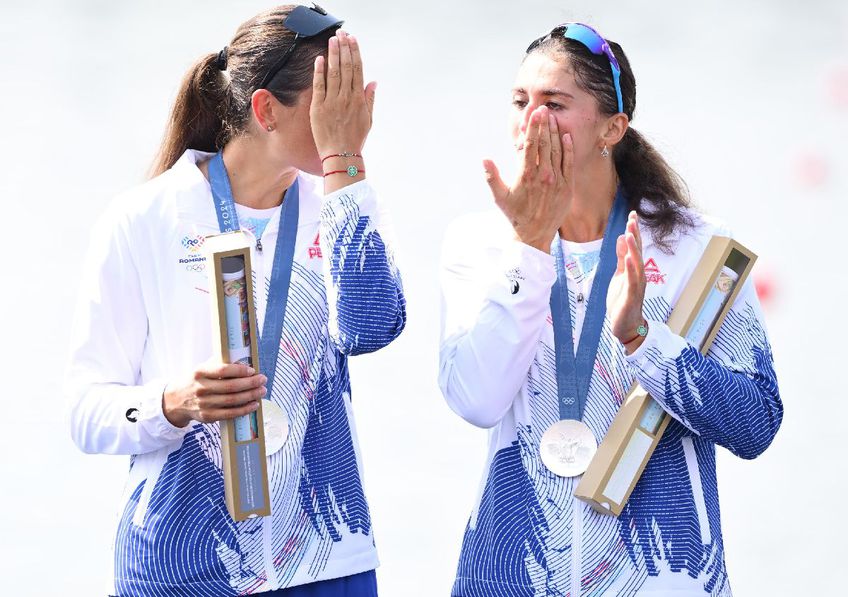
[65,4,404,596]
[439,22,781,596]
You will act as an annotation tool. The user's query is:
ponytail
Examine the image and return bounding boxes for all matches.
[614,127,693,252]
[148,6,338,179]
[149,53,228,178]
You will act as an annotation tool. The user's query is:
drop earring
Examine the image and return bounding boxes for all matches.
[601,145,609,158]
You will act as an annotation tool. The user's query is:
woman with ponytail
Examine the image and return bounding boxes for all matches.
[439,23,781,596]
[65,4,404,596]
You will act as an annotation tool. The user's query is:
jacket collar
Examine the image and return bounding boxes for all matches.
[171,149,322,231]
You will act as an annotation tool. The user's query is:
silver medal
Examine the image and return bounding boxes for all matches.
[540,419,598,477]
[261,399,289,456]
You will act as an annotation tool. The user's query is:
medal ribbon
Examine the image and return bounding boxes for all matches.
[208,152,300,392]
[550,189,627,422]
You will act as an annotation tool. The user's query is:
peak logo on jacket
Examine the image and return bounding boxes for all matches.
[644,258,666,284]
[308,233,322,259]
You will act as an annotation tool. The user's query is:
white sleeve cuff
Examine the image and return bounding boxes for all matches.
[139,379,192,441]
[321,179,376,215]
[625,320,688,369]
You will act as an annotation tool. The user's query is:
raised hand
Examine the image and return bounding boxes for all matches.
[310,29,375,192]
[606,212,647,353]
[483,106,573,253]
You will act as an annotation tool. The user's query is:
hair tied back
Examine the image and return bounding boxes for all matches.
[215,46,228,71]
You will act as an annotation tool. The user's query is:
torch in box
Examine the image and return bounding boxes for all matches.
[574,236,756,516]
[205,231,271,521]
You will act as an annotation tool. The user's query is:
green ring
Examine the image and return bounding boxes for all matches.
[346,165,359,177]
[637,323,648,337]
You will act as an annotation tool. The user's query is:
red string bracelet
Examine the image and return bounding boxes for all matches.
[621,321,649,346]
[321,152,362,163]
[323,165,364,177]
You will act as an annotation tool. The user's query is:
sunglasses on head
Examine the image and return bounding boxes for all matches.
[257,3,344,90]
[527,22,623,114]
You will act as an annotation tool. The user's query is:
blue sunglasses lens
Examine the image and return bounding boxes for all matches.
[560,24,604,54]
[528,23,624,114]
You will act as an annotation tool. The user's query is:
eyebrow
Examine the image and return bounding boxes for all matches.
[512,87,575,99]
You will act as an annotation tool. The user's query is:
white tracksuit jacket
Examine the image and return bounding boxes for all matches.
[439,207,781,597]
[65,150,406,596]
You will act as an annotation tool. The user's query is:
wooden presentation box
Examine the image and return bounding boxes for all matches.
[205,231,271,521]
[575,236,756,516]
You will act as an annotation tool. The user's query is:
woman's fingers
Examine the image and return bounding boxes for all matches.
[200,400,261,424]
[349,34,364,91]
[312,56,326,104]
[521,110,541,176]
[626,228,643,270]
[615,234,627,275]
[205,385,266,408]
[325,35,341,97]
[561,132,574,182]
[625,253,640,297]
[200,373,266,397]
[197,361,254,380]
[537,108,552,177]
[337,30,353,96]
[483,159,509,206]
[364,81,377,119]
[629,212,643,252]
[625,232,645,296]
[548,114,562,174]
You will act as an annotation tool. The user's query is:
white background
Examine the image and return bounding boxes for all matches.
[1,1,845,595]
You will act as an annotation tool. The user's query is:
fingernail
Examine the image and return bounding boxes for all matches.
[259,387,267,396]
[250,401,260,411]
[259,375,267,384]
[247,367,255,375]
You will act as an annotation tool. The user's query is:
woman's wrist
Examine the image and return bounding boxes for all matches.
[162,386,192,428]
[322,154,366,193]
[619,319,649,355]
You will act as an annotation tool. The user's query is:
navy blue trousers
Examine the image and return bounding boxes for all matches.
[263,570,377,597]
[110,570,377,597]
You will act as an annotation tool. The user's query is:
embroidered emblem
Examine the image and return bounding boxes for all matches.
[308,233,322,259]
[644,258,666,284]
[179,235,207,272]
[506,267,524,295]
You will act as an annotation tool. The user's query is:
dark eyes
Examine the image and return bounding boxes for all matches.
[511,99,563,110]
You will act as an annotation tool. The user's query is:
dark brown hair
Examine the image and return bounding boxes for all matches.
[150,5,336,177]
[529,33,694,249]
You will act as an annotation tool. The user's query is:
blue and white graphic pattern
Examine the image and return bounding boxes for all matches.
[113,187,405,596]
[443,219,781,597]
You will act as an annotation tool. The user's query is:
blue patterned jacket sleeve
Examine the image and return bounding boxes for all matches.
[627,277,782,459]
[319,180,406,355]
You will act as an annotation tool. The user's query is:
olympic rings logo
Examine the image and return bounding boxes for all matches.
[186,263,206,272]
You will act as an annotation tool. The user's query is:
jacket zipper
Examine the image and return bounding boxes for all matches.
[571,496,583,597]
[242,229,276,588]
